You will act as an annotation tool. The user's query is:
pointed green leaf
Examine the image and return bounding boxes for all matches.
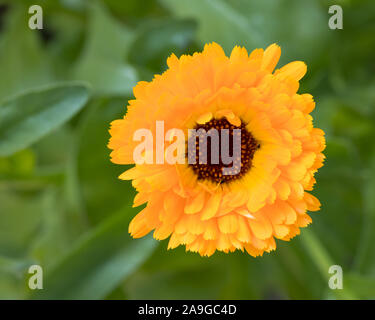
[0,83,90,157]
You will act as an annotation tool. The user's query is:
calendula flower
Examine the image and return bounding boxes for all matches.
[108,43,325,257]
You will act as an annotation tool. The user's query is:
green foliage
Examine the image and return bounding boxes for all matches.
[0,83,89,156]
[0,0,374,300]
[72,2,138,96]
[30,208,156,300]
[0,5,52,101]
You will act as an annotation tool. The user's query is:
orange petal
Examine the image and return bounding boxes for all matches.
[201,191,222,220]
[218,214,239,234]
[261,44,281,72]
[275,61,307,81]
[185,192,206,214]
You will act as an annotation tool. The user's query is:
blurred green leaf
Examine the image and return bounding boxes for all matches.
[312,138,363,265]
[125,245,245,299]
[103,0,166,19]
[127,243,308,299]
[226,0,329,63]
[77,98,136,225]
[327,1,375,88]
[275,242,323,299]
[353,154,375,274]
[0,149,35,178]
[159,0,328,63]
[73,2,138,96]
[30,207,157,300]
[30,187,80,267]
[128,18,197,73]
[300,229,357,299]
[0,255,34,299]
[343,83,375,117]
[0,83,90,157]
[0,190,46,258]
[345,273,375,299]
[0,4,53,101]
[126,266,230,299]
[32,126,73,173]
[159,0,261,53]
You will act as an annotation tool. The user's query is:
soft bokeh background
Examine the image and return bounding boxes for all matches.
[0,0,374,300]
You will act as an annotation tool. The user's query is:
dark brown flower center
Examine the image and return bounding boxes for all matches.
[188,117,259,184]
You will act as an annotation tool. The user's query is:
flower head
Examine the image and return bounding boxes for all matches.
[108,43,325,257]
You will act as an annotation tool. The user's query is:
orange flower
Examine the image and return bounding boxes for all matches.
[108,43,325,257]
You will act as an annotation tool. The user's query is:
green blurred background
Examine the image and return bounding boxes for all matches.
[0,0,374,300]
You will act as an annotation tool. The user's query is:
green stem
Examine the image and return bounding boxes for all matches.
[301,229,358,299]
